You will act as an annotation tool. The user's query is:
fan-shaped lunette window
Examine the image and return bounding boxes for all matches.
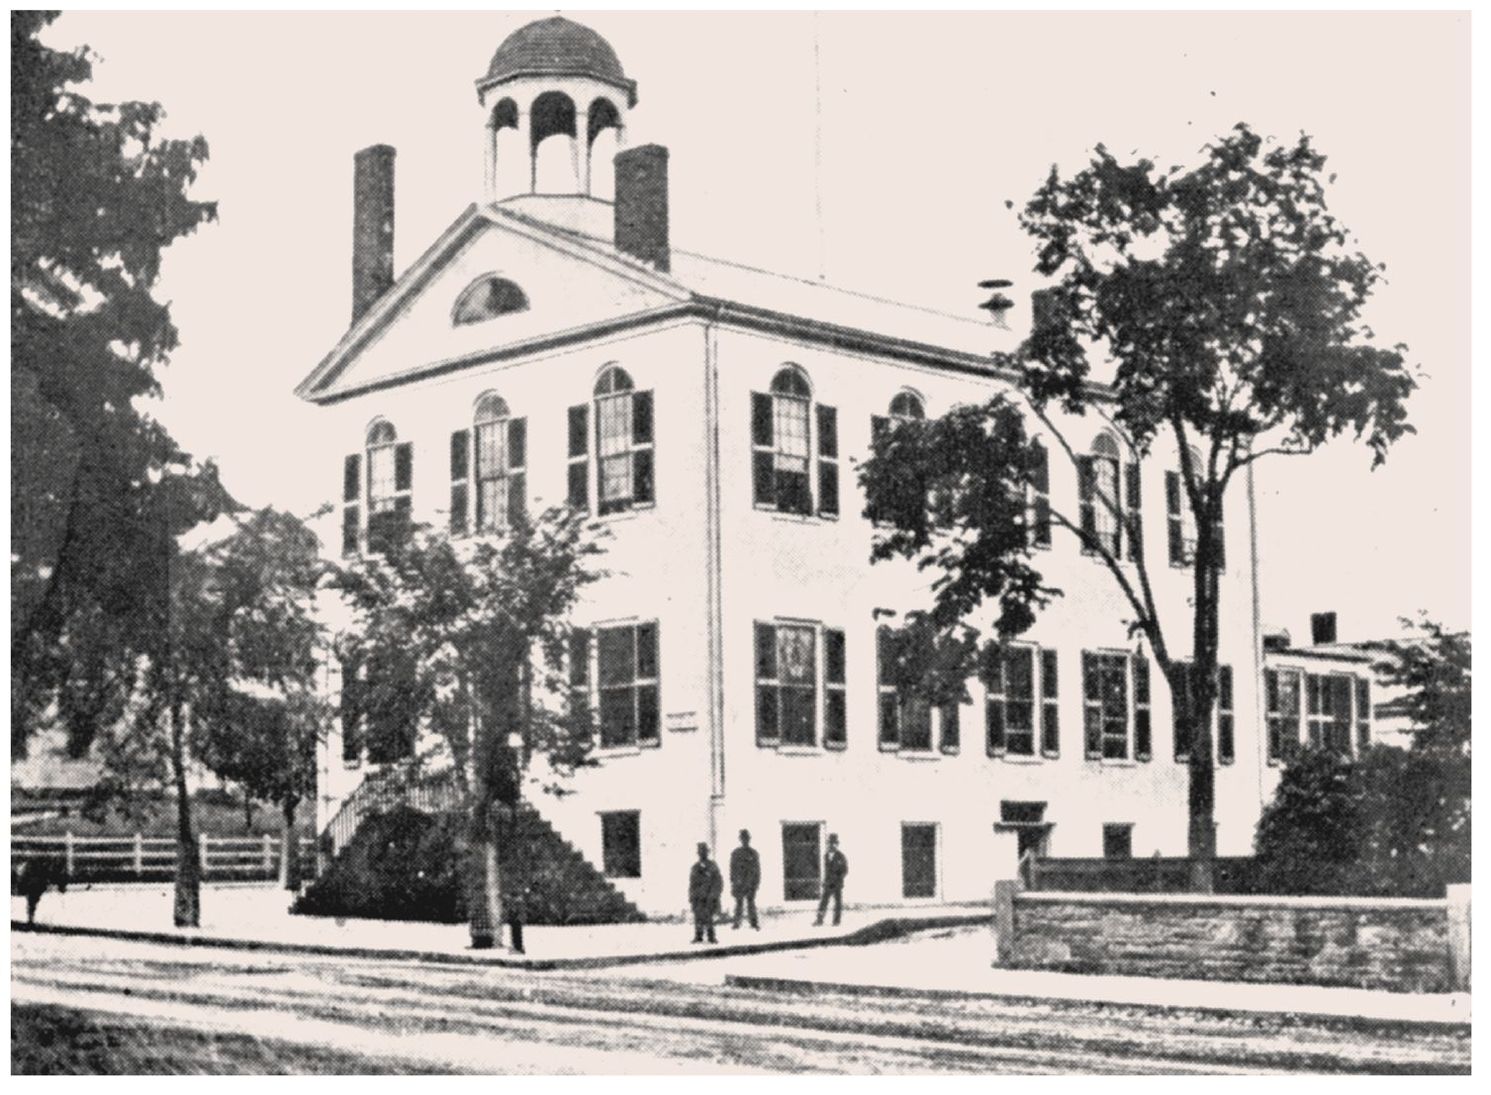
[453,276,530,325]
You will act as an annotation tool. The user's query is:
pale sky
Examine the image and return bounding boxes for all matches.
[44,9,1471,644]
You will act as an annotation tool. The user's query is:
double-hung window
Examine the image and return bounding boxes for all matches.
[876,625,959,754]
[450,393,525,534]
[567,366,654,516]
[474,393,525,531]
[1082,650,1147,761]
[570,622,660,749]
[756,621,844,748]
[1265,667,1302,764]
[1172,661,1235,764]
[1078,434,1139,559]
[984,645,1059,758]
[351,419,412,556]
[1166,450,1225,569]
[1306,673,1354,755]
[752,366,838,518]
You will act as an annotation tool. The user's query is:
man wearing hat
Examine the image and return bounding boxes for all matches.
[814,833,849,927]
[729,829,761,930]
[688,841,724,944]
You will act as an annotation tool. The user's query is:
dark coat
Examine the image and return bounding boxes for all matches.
[689,858,723,907]
[729,845,760,895]
[824,847,848,889]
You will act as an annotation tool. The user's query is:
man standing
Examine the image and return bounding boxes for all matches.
[814,833,848,927]
[729,829,761,930]
[688,841,723,944]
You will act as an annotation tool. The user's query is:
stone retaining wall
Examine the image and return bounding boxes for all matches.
[1005,890,1456,993]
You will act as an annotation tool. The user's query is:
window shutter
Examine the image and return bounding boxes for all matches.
[751,392,773,447]
[341,506,360,557]
[1173,668,1191,762]
[569,628,592,688]
[1040,648,1060,756]
[1077,456,1097,550]
[1031,445,1051,547]
[509,417,527,522]
[344,454,362,503]
[393,442,413,492]
[986,697,1007,756]
[637,623,660,745]
[824,628,846,748]
[567,405,589,510]
[1217,664,1234,764]
[939,701,960,753]
[1125,461,1142,560]
[342,453,361,557]
[1082,652,1102,758]
[751,393,774,506]
[1133,654,1152,761]
[816,404,839,517]
[340,665,362,762]
[449,431,469,535]
[632,390,654,445]
[1165,472,1184,565]
[877,627,900,750]
[754,623,778,745]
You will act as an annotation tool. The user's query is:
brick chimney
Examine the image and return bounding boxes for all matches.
[614,144,669,272]
[352,144,396,322]
[1310,611,1338,645]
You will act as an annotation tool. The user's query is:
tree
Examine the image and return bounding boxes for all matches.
[1375,616,1471,763]
[11,10,219,759]
[333,509,602,949]
[192,508,328,890]
[861,124,1416,888]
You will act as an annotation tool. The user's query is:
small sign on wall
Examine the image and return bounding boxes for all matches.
[666,711,697,733]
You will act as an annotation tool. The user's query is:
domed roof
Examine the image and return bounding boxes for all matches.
[480,17,637,106]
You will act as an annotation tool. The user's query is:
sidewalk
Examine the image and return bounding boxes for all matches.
[10,884,983,970]
[612,925,1472,1028]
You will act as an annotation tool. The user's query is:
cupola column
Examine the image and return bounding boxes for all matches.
[576,108,591,195]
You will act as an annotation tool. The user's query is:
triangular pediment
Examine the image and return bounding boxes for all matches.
[298,206,689,402]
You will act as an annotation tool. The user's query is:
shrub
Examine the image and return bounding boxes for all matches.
[1254,745,1469,898]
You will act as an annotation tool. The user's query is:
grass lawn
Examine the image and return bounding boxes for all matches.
[11,1004,446,1075]
[15,790,313,839]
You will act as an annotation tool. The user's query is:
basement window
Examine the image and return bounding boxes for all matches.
[600,811,641,878]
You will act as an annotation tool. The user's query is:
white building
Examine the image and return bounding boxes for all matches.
[298,17,1277,916]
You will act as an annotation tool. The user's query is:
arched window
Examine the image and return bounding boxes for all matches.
[346,418,411,556]
[1165,448,1223,570]
[889,390,925,422]
[467,392,525,532]
[452,275,529,325]
[871,390,925,450]
[752,365,838,517]
[565,365,654,516]
[1079,433,1123,558]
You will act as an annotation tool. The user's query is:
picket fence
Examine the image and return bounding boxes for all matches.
[11,833,319,884]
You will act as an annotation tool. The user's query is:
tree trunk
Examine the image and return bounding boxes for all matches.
[1185,491,1223,893]
[170,696,201,927]
[243,791,255,833]
[279,798,299,890]
[466,798,504,949]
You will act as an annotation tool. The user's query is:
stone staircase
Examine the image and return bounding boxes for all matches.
[303,774,644,925]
